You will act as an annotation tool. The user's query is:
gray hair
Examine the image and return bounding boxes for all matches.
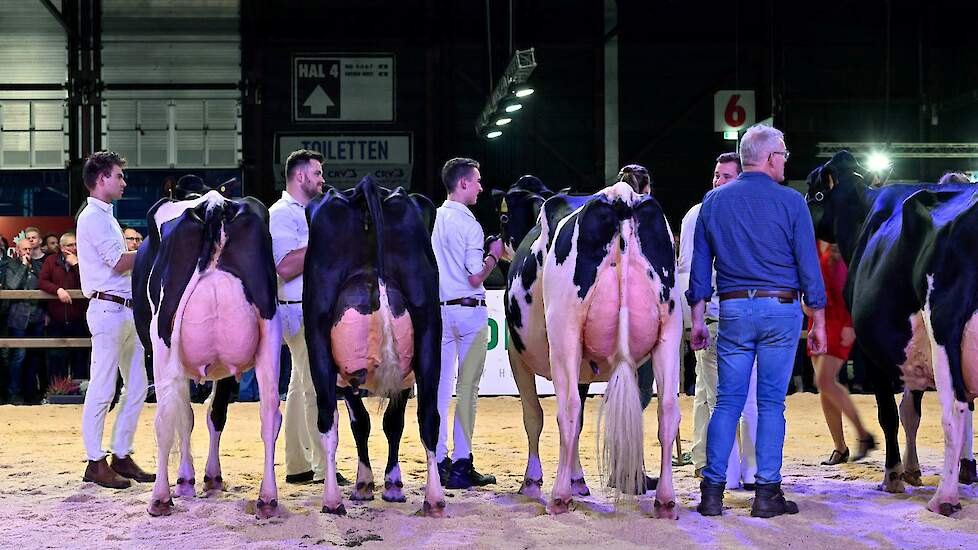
[59,232,75,246]
[739,124,785,166]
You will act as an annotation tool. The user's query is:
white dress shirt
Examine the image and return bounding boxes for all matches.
[432,199,486,302]
[76,197,130,299]
[269,191,308,302]
[678,202,720,323]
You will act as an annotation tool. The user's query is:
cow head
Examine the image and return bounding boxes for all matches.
[499,175,553,261]
[805,150,873,262]
[163,174,239,201]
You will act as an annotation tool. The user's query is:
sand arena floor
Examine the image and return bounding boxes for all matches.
[1,393,977,549]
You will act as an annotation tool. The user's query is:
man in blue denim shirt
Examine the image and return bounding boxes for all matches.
[687,124,828,518]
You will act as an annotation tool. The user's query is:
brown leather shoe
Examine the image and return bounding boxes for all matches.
[83,458,131,489]
[111,455,156,483]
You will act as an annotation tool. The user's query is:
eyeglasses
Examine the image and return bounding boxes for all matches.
[63,242,77,247]
[125,237,143,242]
[770,150,790,161]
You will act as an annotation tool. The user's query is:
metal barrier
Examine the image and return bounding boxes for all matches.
[0,289,91,348]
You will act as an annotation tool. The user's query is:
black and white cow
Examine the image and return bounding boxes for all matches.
[806,151,978,515]
[506,181,681,517]
[303,176,445,517]
[133,191,282,518]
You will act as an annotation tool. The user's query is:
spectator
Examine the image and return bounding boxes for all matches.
[6,237,47,404]
[43,232,60,258]
[38,232,90,381]
[24,227,45,261]
[0,247,11,404]
[123,227,144,252]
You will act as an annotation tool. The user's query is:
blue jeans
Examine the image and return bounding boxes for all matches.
[8,321,45,398]
[703,295,802,486]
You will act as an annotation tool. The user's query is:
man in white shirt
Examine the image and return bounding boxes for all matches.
[271,149,332,485]
[431,157,503,489]
[76,151,154,489]
[678,151,758,490]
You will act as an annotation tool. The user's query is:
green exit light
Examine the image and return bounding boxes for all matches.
[723,130,738,140]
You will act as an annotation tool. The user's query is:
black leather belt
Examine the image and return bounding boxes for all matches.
[92,291,132,309]
[440,297,487,307]
[718,290,798,303]
[278,299,302,305]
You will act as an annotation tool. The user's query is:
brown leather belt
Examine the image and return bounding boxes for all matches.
[440,297,487,307]
[92,291,132,309]
[718,290,798,303]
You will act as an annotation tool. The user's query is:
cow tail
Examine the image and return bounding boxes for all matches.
[596,219,645,497]
[363,180,402,403]
[198,200,224,272]
[153,356,193,464]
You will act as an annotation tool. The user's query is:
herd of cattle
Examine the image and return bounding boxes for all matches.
[129,152,978,519]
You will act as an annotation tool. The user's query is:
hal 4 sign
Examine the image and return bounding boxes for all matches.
[292,54,395,122]
[714,90,755,132]
[294,59,341,119]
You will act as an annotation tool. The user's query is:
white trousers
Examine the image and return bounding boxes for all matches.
[691,321,758,487]
[81,299,148,461]
[281,304,326,478]
[436,305,489,462]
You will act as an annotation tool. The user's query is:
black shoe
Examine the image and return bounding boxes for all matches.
[437,457,452,486]
[9,394,24,406]
[960,458,978,485]
[285,470,315,484]
[821,448,849,465]
[696,480,724,516]
[751,482,799,518]
[446,456,496,489]
[852,435,877,462]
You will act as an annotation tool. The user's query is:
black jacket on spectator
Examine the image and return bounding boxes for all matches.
[6,258,46,330]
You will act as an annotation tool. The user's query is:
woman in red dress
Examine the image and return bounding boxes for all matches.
[810,242,876,465]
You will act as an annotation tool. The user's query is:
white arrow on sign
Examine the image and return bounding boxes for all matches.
[303,85,335,114]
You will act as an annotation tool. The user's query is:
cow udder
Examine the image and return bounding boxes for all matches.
[178,270,260,377]
[330,306,415,390]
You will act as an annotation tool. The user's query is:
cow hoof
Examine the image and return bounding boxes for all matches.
[321,502,347,516]
[518,478,543,498]
[880,471,906,493]
[147,497,174,517]
[571,477,590,497]
[203,474,225,494]
[382,480,406,503]
[901,469,923,487]
[350,481,375,502]
[653,499,679,520]
[417,499,446,518]
[255,497,279,519]
[930,500,962,517]
[174,477,196,497]
[549,497,573,515]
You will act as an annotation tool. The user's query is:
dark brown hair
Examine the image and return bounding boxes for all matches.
[285,149,325,180]
[83,151,126,191]
[716,152,742,173]
[441,157,480,192]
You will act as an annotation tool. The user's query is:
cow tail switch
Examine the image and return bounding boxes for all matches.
[362,178,402,402]
[596,216,645,497]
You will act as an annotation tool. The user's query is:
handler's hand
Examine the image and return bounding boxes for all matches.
[690,320,710,351]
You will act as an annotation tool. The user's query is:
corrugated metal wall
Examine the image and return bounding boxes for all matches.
[101,0,241,168]
[0,0,68,168]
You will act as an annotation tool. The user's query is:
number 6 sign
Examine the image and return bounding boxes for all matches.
[714,90,755,132]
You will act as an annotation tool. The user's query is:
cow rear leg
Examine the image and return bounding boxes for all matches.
[254,319,283,519]
[343,387,375,502]
[173,382,197,499]
[320,409,345,515]
[650,313,681,520]
[571,384,590,496]
[874,373,905,493]
[510,349,545,499]
[382,389,410,503]
[203,377,235,495]
[548,341,582,515]
[148,360,186,517]
[899,390,924,486]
